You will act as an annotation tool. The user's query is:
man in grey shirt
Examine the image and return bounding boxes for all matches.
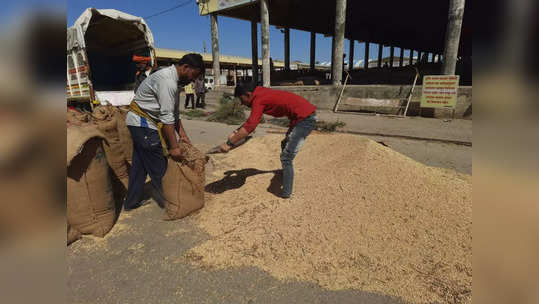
[125,53,204,211]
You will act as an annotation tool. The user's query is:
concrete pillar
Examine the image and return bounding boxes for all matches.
[250,19,258,84]
[331,0,346,85]
[410,50,414,65]
[233,65,237,86]
[310,31,316,70]
[442,0,465,75]
[389,46,394,68]
[284,27,290,70]
[418,51,423,63]
[348,40,354,71]
[377,43,383,68]
[260,0,270,87]
[210,14,220,86]
[364,41,370,69]
[399,47,404,67]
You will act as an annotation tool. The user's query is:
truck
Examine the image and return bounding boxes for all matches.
[67,8,155,109]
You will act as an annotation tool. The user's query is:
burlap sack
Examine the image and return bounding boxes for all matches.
[93,105,129,187]
[67,126,117,237]
[67,223,81,245]
[162,143,207,220]
[115,108,133,164]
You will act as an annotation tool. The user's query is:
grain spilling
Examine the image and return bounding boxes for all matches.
[188,133,472,304]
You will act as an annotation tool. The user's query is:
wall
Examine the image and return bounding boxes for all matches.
[205,85,472,119]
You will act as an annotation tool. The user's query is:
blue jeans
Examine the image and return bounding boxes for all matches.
[280,114,317,197]
[125,126,167,209]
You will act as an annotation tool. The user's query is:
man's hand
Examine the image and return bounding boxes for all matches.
[168,147,183,161]
[219,143,231,153]
[180,136,191,145]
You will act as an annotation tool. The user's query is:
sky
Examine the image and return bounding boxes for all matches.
[66,0,409,65]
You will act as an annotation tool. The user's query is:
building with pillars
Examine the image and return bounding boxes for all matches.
[197,0,470,87]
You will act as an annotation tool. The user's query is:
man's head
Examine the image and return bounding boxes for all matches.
[234,82,257,106]
[176,53,204,85]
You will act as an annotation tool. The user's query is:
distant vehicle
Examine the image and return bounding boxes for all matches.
[67,8,155,109]
[204,74,227,90]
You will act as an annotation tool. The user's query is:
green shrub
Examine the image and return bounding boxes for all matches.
[182,109,207,118]
[315,120,346,132]
[208,98,246,125]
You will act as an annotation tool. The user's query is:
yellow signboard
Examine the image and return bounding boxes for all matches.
[420,75,460,109]
[198,0,256,16]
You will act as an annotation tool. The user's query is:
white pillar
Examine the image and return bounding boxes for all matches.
[442,0,465,75]
[331,0,347,85]
[260,0,271,87]
[210,14,220,86]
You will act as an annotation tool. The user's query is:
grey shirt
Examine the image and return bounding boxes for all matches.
[126,65,180,130]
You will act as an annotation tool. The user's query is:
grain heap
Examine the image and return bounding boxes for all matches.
[189,133,472,304]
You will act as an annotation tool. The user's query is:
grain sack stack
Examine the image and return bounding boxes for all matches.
[115,106,134,164]
[66,126,120,239]
[163,142,208,220]
[92,105,130,188]
[189,133,472,304]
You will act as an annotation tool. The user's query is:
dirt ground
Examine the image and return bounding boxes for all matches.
[67,118,471,304]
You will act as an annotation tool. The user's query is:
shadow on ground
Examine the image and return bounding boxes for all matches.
[205,168,283,198]
[67,204,405,304]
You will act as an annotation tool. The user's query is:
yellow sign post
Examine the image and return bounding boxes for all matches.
[420,75,459,109]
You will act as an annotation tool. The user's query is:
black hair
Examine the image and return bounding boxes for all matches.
[177,53,204,72]
[234,82,257,97]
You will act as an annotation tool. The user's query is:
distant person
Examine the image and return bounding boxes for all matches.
[194,75,206,109]
[218,83,317,199]
[125,53,204,211]
[133,55,152,93]
[184,81,195,109]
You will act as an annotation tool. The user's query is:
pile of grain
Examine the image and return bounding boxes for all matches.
[188,133,472,304]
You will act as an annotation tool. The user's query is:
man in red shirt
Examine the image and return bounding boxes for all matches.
[219,83,317,198]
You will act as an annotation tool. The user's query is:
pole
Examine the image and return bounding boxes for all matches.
[377,43,383,68]
[349,40,354,72]
[389,46,394,68]
[210,14,220,86]
[331,0,346,85]
[284,27,290,70]
[442,0,465,75]
[310,31,316,70]
[410,49,414,65]
[399,48,404,67]
[260,0,270,87]
[250,18,259,84]
[364,41,370,69]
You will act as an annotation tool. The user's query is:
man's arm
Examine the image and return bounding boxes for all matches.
[219,104,263,152]
[162,124,182,161]
[157,80,183,161]
[176,119,191,144]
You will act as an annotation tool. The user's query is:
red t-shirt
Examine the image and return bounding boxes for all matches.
[241,87,316,133]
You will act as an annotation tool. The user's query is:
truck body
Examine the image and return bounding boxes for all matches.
[67,8,155,108]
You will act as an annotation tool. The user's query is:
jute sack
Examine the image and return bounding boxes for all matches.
[115,108,133,164]
[162,143,207,220]
[67,126,117,237]
[67,223,81,245]
[93,105,129,187]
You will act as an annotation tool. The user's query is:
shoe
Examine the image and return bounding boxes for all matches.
[280,193,291,199]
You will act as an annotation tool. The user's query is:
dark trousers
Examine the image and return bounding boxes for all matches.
[196,93,205,108]
[125,126,167,209]
[185,94,195,109]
